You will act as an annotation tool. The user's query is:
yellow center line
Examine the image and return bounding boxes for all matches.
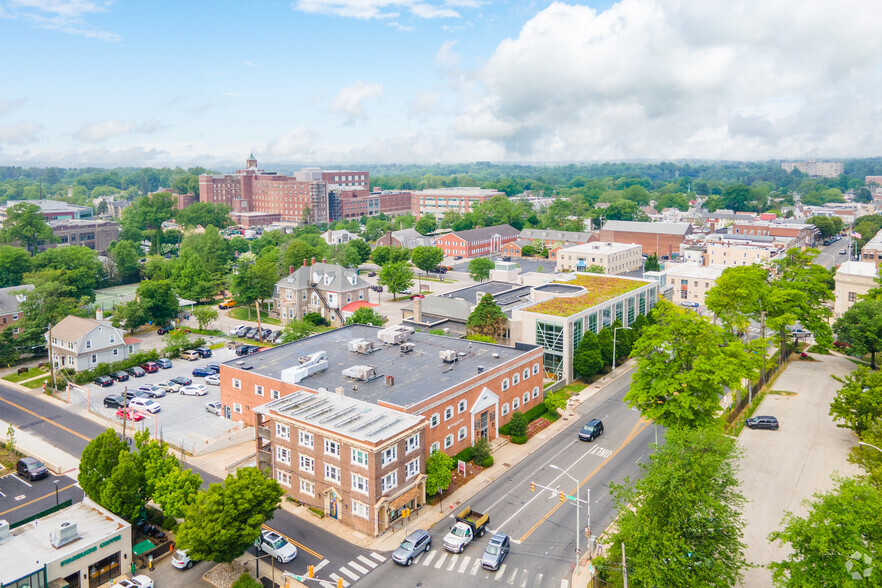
[0,395,92,442]
[0,482,78,517]
[518,418,653,543]
[263,523,324,560]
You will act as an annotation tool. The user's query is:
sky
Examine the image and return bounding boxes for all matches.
[1,0,882,170]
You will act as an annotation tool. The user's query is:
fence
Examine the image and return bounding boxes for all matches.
[725,344,792,426]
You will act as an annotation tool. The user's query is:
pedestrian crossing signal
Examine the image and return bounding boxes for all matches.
[559,491,565,502]
[530,481,535,493]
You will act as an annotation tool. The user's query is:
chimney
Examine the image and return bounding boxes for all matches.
[414,296,422,324]
[289,265,296,274]
[96,308,104,321]
[385,375,394,386]
[322,258,327,263]
[311,257,316,266]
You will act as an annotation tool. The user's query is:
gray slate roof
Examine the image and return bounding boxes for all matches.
[601,220,693,236]
[447,224,519,243]
[0,284,33,315]
[390,228,432,248]
[275,262,368,293]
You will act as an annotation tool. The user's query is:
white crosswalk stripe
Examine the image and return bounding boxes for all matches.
[534,573,543,586]
[560,579,569,588]
[507,566,518,585]
[348,561,368,574]
[329,573,349,588]
[520,569,529,587]
[314,560,329,573]
[339,566,360,581]
[470,559,482,575]
[370,552,386,562]
[413,552,424,565]
[458,556,472,573]
[357,555,378,569]
[496,563,507,581]
[446,553,459,571]
[422,550,437,567]
[434,552,448,569]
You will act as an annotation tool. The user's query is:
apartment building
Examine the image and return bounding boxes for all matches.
[329,188,413,221]
[555,242,643,274]
[663,263,724,306]
[781,160,844,178]
[41,219,119,254]
[730,221,817,248]
[411,187,502,218]
[434,224,520,258]
[272,260,370,327]
[706,242,779,267]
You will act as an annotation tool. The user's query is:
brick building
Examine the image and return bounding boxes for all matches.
[42,219,120,254]
[0,199,93,222]
[730,221,816,248]
[860,228,882,266]
[329,188,413,221]
[322,170,369,189]
[411,187,502,218]
[596,221,693,257]
[272,260,370,327]
[434,224,520,258]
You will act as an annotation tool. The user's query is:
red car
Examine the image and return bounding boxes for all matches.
[116,407,145,421]
[141,362,159,373]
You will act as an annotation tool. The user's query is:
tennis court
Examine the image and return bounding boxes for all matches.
[94,283,139,310]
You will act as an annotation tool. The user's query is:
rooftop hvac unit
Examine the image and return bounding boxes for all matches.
[439,349,458,363]
[50,521,79,548]
[399,342,415,353]
[347,338,375,354]
[477,365,486,374]
[281,351,329,384]
[378,325,413,344]
[342,365,377,381]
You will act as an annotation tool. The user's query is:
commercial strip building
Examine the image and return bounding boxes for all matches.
[434,224,520,258]
[502,228,596,261]
[411,187,502,218]
[555,242,643,275]
[730,221,817,249]
[0,498,133,588]
[595,220,694,257]
[833,261,878,317]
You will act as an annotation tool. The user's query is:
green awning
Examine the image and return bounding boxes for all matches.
[132,539,156,555]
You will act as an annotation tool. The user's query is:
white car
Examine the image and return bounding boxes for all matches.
[205,374,221,386]
[116,576,154,588]
[255,530,297,563]
[156,380,182,393]
[129,397,161,414]
[172,548,196,570]
[180,384,208,396]
[230,324,246,335]
[205,400,222,415]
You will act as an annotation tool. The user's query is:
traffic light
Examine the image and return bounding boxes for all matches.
[404,507,411,518]
[309,565,314,578]
[338,579,344,588]
[559,491,565,502]
[530,481,535,493]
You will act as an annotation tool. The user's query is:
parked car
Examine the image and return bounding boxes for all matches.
[367,271,377,277]
[410,294,425,300]
[206,363,221,373]
[255,530,297,563]
[454,255,463,260]
[578,419,604,442]
[481,532,510,571]
[840,248,848,255]
[679,301,700,308]
[180,350,200,361]
[116,575,154,588]
[501,256,512,262]
[141,362,160,373]
[180,384,208,396]
[156,358,173,369]
[393,529,431,566]
[205,400,222,416]
[116,407,145,421]
[94,375,114,387]
[370,285,383,292]
[110,370,129,382]
[192,366,214,378]
[16,457,49,481]
[156,380,182,393]
[205,374,221,386]
[746,415,779,430]
[230,324,246,336]
[235,345,254,356]
[244,327,258,338]
[171,549,197,570]
[195,347,212,358]
[122,389,149,401]
[171,376,192,386]
[218,298,236,309]
[129,397,161,414]
[235,325,250,337]
[157,326,173,335]
[126,366,146,378]
[103,394,125,409]
[136,385,166,398]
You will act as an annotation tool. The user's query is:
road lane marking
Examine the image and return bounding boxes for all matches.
[413,552,423,565]
[0,483,77,517]
[507,566,517,585]
[560,579,569,588]
[458,555,471,573]
[370,552,386,562]
[314,560,329,573]
[0,395,91,441]
[534,572,543,586]
[470,559,481,575]
[422,550,437,566]
[261,524,322,560]
[339,566,359,581]
[348,561,368,574]
[328,573,348,587]
[483,440,577,514]
[446,553,459,571]
[434,552,448,569]
[517,418,652,543]
[356,555,377,568]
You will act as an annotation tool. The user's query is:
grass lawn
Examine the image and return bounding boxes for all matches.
[0,444,23,473]
[227,306,282,325]
[23,375,51,389]
[3,367,48,383]
[416,276,456,284]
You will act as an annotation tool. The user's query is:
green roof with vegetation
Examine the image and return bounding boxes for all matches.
[525,275,645,317]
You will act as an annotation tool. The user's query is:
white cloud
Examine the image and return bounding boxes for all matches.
[0,98,27,116]
[458,0,882,160]
[72,119,163,143]
[4,0,120,41]
[435,39,459,69]
[266,127,317,158]
[293,0,462,20]
[407,90,445,119]
[410,3,458,18]
[329,81,384,121]
[0,122,41,144]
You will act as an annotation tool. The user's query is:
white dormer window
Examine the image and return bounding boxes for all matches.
[324,274,333,286]
[349,275,358,286]
[312,271,320,282]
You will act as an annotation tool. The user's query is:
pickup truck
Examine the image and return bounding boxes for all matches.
[443,506,489,553]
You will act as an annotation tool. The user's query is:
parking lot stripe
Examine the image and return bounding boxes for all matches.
[433,552,448,569]
[507,567,518,585]
[348,561,368,574]
[0,483,77,517]
[339,566,359,581]
[328,573,348,587]
[11,476,31,488]
[559,579,569,588]
[370,552,386,562]
[458,555,471,573]
[0,396,91,442]
[356,555,377,568]
[534,572,543,586]
[421,550,437,567]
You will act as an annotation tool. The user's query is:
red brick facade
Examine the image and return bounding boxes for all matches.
[595,229,689,257]
[434,225,520,258]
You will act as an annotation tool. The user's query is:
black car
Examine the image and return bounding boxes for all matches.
[206,363,221,373]
[103,394,125,409]
[195,347,212,358]
[370,285,383,292]
[746,415,779,430]
[122,389,149,401]
[171,376,193,386]
[94,375,114,387]
[110,370,129,382]
[578,418,604,442]
[157,326,174,335]
[126,366,146,378]
[235,345,253,356]
[17,457,49,481]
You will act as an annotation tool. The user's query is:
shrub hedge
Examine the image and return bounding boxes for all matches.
[72,350,161,384]
[453,447,475,463]
[510,435,528,445]
[482,456,494,467]
[523,403,549,422]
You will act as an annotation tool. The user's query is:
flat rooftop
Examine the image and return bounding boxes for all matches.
[837,261,878,277]
[440,281,532,306]
[664,263,725,279]
[560,242,640,254]
[0,500,129,585]
[224,324,537,410]
[524,274,650,317]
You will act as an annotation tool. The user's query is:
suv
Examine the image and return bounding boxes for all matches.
[578,419,604,442]
[16,457,48,481]
[481,532,510,571]
[171,549,196,570]
[195,347,212,358]
[136,384,166,398]
[746,415,779,430]
[180,350,200,361]
[129,397,161,414]
[156,358,173,369]
[393,529,431,566]
[141,362,160,373]
[255,530,297,563]
[103,394,125,409]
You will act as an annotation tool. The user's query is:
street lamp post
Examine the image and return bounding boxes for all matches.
[859,442,882,453]
[612,326,632,378]
[550,464,584,559]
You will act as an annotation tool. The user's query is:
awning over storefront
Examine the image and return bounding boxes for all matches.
[132,540,155,555]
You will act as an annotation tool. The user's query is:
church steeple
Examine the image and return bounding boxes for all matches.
[246,152,257,170]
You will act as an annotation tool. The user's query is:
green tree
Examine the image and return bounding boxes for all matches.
[584,264,605,274]
[99,450,146,521]
[468,257,495,282]
[137,279,179,326]
[78,429,129,504]
[153,466,203,519]
[0,329,20,365]
[121,192,175,254]
[18,280,84,348]
[346,307,385,326]
[644,253,660,272]
[834,299,882,369]
[371,246,391,266]
[32,246,105,299]
[163,328,194,358]
[829,367,882,437]
[173,249,217,302]
[466,293,506,342]
[508,411,528,438]
[193,306,219,330]
[414,214,437,236]
[573,330,603,379]
[411,246,444,276]
[0,246,32,287]
[111,299,148,334]
[425,450,454,496]
[807,215,840,238]
[176,468,283,565]
[0,202,57,256]
[849,419,882,489]
[280,319,317,343]
[229,236,251,256]
[109,240,141,284]
[597,327,614,368]
[180,225,231,278]
[231,573,262,588]
[769,477,882,586]
[606,427,748,588]
[143,255,171,280]
[175,202,233,229]
[347,239,372,265]
[379,261,414,298]
[625,301,764,429]
[302,312,328,327]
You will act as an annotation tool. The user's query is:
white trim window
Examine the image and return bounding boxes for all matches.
[271,389,281,400]
[523,392,529,405]
[351,473,369,495]
[276,447,291,465]
[299,431,314,449]
[232,378,241,389]
[276,471,291,487]
[406,458,420,480]
[501,403,509,416]
[300,479,315,496]
[352,500,369,519]
[458,426,467,441]
[299,454,314,474]
[233,403,242,414]
[533,386,540,399]
[533,363,540,375]
[444,434,454,449]
[444,406,454,421]
[324,464,341,484]
[512,373,520,385]
[430,441,440,454]
[351,448,368,467]
[324,439,341,458]
[381,471,398,493]
[255,385,264,397]
[405,433,420,454]
[430,413,440,428]
[501,378,509,391]
[458,399,467,414]
[512,398,520,411]
[381,446,397,467]
[523,368,530,381]
[275,423,290,440]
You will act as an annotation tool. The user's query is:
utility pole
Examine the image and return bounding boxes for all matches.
[622,542,629,588]
[255,300,262,342]
[47,323,57,391]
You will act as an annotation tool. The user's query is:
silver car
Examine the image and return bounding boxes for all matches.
[393,529,431,566]
[205,401,222,416]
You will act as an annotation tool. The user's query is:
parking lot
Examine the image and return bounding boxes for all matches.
[72,347,246,454]
[0,472,80,524]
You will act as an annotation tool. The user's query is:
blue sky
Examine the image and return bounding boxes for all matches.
[1,0,882,169]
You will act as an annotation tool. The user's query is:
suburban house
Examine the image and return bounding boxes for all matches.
[272,260,370,327]
[434,224,520,258]
[0,284,34,336]
[321,229,358,245]
[834,261,878,317]
[47,315,140,372]
[375,229,434,249]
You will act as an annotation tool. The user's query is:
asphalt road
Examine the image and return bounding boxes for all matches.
[814,237,851,269]
[0,472,81,524]
[358,372,657,588]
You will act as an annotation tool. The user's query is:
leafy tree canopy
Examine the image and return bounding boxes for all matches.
[466,293,506,341]
[834,299,882,369]
[346,306,385,326]
[0,202,57,256]
[468,257,495,282]
[175,202,232,229]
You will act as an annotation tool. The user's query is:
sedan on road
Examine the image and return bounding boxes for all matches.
[103,394,125,409]
[393,529,431,566]
[129,397,161,414]
[180,384,208,396]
